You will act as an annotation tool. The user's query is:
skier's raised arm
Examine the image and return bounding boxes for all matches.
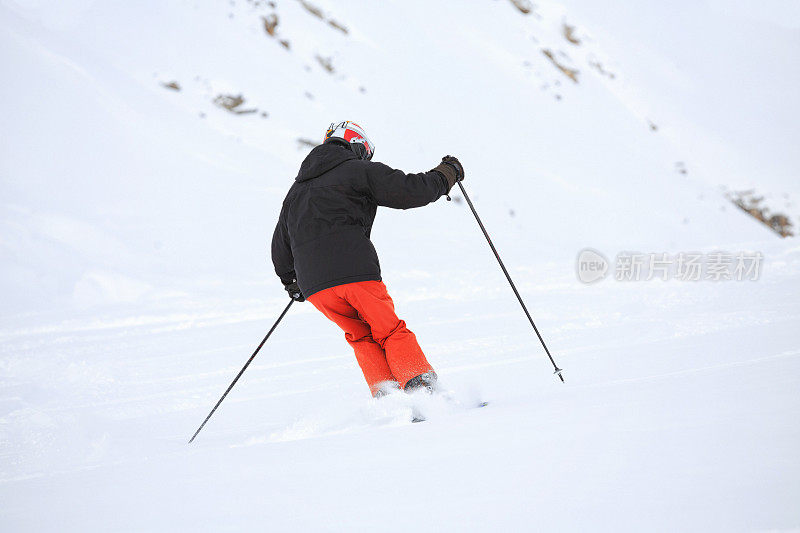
[362,156,464,210]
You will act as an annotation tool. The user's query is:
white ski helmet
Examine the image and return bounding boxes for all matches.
[324,121,375,160]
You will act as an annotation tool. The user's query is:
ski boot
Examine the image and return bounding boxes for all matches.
[403,372,438,423]
[404,371,438,395]
[373,380,400,398]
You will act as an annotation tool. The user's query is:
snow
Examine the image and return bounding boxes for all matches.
[1,0,799,530]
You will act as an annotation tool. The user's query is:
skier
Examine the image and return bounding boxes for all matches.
[271,121,464,397]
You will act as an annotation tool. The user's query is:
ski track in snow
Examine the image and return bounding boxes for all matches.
[2,0,800,530]
[1,268,799,529]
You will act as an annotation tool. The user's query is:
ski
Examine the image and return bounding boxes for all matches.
[411,399,488,423]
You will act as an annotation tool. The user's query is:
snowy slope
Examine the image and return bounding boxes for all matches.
[1,0,799,531]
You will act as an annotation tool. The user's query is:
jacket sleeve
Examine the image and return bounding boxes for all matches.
[363,161,448,209]
[270,204,295,285]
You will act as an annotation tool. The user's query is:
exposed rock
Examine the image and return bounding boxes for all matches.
[261,12,289,49]
[509,0,533,14]
[328,19,349,34]
[316,55,334,73]
[588,56,616,79]
[262,14,278,36]
[563,23,580,45]
[298,0,349,34]
[161,81,181,91]
[541,49,578,83]
[213,94,259,115]
[727,189,794,237]
[298,0,323,19]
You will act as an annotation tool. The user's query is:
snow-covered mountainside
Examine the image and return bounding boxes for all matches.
[1,1,798,531]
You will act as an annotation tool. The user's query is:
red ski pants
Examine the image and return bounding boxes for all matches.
[307,280,434,396]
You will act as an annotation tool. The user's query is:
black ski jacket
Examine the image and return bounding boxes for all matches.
[271,143,449,297]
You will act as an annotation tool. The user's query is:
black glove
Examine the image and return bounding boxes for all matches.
[442,155,464,181]
[283,280,305,302]
[432,155,465,192]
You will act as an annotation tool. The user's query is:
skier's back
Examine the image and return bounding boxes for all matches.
[272,121,463,396]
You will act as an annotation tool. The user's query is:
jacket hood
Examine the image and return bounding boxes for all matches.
[296,142,357,182]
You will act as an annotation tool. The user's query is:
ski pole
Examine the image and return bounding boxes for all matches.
[455,181,564,382]
[189,299,294,443]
